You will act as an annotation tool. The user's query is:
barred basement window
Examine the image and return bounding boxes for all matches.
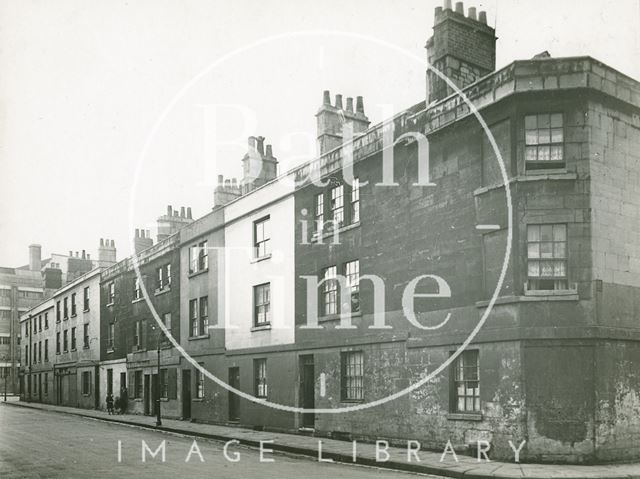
[525,113,564,170]
[253,283,271,326]
[527,224,568,290]
[451,349,480,413]
[254,216,271,258]
[351,178,360,223]
[330,184,344,228]
[322,266,338,315]
[81,371,91,396]
[344,260,360,313]
[254,358,267,398]
[341,351,364,401]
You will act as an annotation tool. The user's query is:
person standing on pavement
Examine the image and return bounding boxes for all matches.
[106,393,114,415]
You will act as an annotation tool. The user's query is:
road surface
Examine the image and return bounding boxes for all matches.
[0,404,433,479]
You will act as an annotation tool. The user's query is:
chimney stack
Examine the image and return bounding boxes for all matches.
[134,227,153,254]
[240,136,278,195]
[28,244,42,272]
[98,238,117,267]
[213,175,242,207]
[157,205,194,241]
[426,0,497,103]
[316,90,370,156]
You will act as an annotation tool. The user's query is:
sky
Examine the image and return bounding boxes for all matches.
[1,0,639,267]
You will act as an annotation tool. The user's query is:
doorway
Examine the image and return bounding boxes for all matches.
[228,367,240,422]
[299,355,315,428]
[182,370,191,420]
[143,374,151,415]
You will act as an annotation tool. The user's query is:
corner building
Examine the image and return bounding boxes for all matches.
[186,2,640,464]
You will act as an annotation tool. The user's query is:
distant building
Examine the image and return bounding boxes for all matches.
[19,268,102,408]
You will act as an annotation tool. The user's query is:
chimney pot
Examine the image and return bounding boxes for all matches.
[100,238,104,247]
[225,179,231,187]
[82,249,86,259]
[111,240,115,247]
[75,251,79,258]
[455,2,463,14]
[87,253,91,260]
[256,136,265,156]
[174,211,179,217]
[167,205,172,216]
[335,94,343,110]
[444,0,452,10]
[468,6,476,20]
[180,206,186,218]
[478,10,487,23]
[146,229,150,238]
[231,178,237,185]
[248,136,257,150]
[323,90,331,105]
[356,96,364,114]
[69,250,73,257]
[187,207,192,219]
[135,228,140,238]
[435,6,443,17]
[265,144,273,157]
[346,97,354,112]
[217,174,223,185]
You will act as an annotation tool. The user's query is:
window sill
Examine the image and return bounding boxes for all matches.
[106,303,114,308]
[318,311,362,323]
[188,269,209,279]
[188,334,210,341]
[70,348,77,352]
[160,397,169,402]
[251,324,272,332]
[476,292,579,308]
[154,288,171,297]
[447,412,483,422]
[71,314,77,318]
[83,308,90,313]
[340,399,364,404]
[192,398,204,402]
[524,286,578,297]
[250,254,272,264]
[313,222,361,243]
[106,348,114,354]
[132,297,144,304]
[473,172,578,196]
[83,346,89,350]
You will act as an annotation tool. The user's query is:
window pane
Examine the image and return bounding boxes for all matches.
[525,130,538,145]
[553,224,566,241]
[524,115,537,129]
[540,225,553,241]
[538,146,550,161]
[528,261,539,277]
[540,242,553,258]
[525,146,537,162]
[550,145,563,162]
[540,261,554,276]
[553,242,566,258]
[553,261,566,277]
[550,113,563,128]
[551,128,563,143]
[538,113,550,128]
[538,129,550,144]
[527,243,540,259]
[527,225,540,241]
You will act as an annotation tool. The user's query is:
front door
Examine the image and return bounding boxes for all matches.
[182,370,191,420]
[300,355,315,428]
[151,374,158,416]
[228,367,240,422]
[143,374,151,415]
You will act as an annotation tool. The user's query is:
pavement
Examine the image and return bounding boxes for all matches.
[4,400,640,479]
